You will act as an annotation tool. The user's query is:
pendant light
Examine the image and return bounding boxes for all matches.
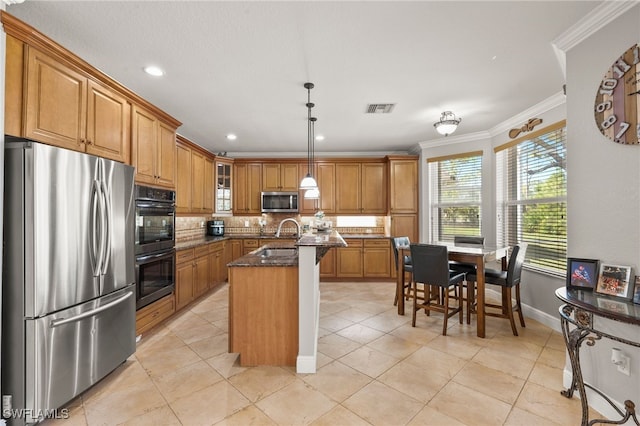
[304,117,320,200]
[300,82,318,190]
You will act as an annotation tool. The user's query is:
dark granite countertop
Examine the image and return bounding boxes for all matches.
[175,236,228,251]
[228,241,299,267]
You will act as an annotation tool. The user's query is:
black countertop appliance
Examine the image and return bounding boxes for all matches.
[207,220,224,236]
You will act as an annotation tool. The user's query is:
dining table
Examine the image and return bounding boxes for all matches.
[396,242,509,338]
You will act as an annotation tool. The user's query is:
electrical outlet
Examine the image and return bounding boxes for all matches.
[200,221,205,228]
[617,354,631,376]
[244,220,249,227]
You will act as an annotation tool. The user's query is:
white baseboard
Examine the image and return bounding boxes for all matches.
[484,288,561,332]
[296,355,317,374]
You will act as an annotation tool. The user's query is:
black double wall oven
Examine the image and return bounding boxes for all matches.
[135,185,176,309]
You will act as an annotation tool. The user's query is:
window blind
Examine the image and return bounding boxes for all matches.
[495,121,567,273]
[428,151,482,242]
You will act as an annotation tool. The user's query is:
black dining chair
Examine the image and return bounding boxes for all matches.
[392,236,413,306]
[466,243,528,336]
[449,235,485,324]
[410,243,465,336]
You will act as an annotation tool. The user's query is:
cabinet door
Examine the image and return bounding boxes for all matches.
[175,261,194,310]
[361,163,387,213]
[175,142,192,213]
[280,163,299,191]
[230,240,243,262]
[233,163,249,213]
[390,214,419,244]
[335,163,361,213]
[216,161,233,214]
[336,247,363,278]
[131,105,158,185]
[363,240,391,277]
[25,47,87,151]
[86,79,130,163]
[389,159,418,213]
[319,248,336,278]
[204,157,214,213]
[156,122,176,188]
[247,163,263,213]
[193,255,209,298]
[191,150,205,211]
[317,163,336,213]
[262,163,281,191]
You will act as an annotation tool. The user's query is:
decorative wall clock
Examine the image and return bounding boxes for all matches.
[594,43,640,144]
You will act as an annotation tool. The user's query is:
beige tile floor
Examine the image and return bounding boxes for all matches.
[43,281,600,426]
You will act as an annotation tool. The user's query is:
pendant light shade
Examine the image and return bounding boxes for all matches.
[304,187,320,199]
[300,82,319,190]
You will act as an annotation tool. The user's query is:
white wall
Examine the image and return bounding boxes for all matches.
[565,4,640,420]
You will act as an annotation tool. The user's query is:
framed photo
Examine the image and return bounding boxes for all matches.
[566,258,599,290]
[596,296,630,315]
[633,276,640,305]
[595,264,633,299]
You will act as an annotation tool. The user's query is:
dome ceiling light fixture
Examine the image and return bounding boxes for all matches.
[300,82,319,191]
[434,111,462,136]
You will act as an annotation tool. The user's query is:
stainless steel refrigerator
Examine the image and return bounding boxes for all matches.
[2,138,136,425]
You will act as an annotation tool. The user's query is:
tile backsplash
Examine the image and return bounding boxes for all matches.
[176,214,387,242]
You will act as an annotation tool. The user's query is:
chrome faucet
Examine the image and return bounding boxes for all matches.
[275,218,301,238]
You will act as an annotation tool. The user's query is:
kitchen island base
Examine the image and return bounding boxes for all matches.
[229,266,298,366]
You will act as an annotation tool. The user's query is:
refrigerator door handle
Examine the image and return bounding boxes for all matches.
[100,180,112,276]
[89,179,103,277]
[49,291,133,328]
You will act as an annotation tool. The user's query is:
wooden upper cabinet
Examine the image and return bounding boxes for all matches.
[22,47,131,163]
[215,159,233,214]
[388,156,418,213]
[132,105,176,189]
[204,157,214,213]
[233,162,262,214]
[335,162,386,214]
[24,47,87,152]
[175,141,192,213]
[191,150,205,211]
[262,163,298,191]
[86,80,131,162]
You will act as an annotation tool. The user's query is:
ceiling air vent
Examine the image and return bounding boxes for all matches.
[366,103,395,114]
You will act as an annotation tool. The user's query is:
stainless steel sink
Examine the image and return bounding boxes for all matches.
[259,248,298,257]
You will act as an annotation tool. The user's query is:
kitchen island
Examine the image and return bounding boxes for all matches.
[227,230,346,372]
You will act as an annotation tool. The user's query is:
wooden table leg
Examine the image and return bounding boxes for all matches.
[476,258,486,338]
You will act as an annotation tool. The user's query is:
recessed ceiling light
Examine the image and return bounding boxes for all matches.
[144,65,164,76]
[315,135,325,141]
[226,134,237,141]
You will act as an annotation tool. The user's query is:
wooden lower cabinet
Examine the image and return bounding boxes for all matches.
[320,248,336,278]
[209,241,225,287]
[193,246,210,299]
[230,240,243,262]
[336,239,363,278]
[135,294,175,336]
[175,248,195,310]
[363,239,391,277]
[242,239,260,255]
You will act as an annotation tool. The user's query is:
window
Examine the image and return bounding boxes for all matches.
[428,151,482,242]
[495,120,566,274]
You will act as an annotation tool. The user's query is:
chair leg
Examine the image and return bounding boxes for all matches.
[466,281,475,325]
[411,282,418,327]
[505,287,518,336]
[442,286,449,336]
[515,283,526,328]
[457,282,463,324]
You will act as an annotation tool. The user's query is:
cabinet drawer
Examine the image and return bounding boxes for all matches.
[176,248,194,264]
[194,245,209,258]
[135,295,175,336]
[208,241,224,253]
[243,239,260,248]
[364,239,389,248]
[343,239,363,247]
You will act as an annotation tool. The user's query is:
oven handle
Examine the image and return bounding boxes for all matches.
[136,201,175,209]
[136,250,175,264]
[49,291,133,328]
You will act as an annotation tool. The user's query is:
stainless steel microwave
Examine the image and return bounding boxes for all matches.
[261,191,299,213]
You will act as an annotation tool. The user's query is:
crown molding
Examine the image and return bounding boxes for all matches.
[551,1,638,80]
[418,130,491,150]
[488,91,566,137]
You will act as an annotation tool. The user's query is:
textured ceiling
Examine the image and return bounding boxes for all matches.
[7,1,600,156]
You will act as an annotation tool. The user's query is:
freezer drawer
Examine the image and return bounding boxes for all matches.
[16,286,135,424]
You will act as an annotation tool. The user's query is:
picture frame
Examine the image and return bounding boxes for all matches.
[566,258,599,290]
[595,263,633,299]
[596,296,630,315]
[633,276,640,305]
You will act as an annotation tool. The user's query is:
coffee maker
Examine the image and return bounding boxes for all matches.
[207,220,224,236]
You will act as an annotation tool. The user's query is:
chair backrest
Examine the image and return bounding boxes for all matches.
[410,243,450,287]
[453,235,485,247]
[506,242,528,287]
[392,236,411,265]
